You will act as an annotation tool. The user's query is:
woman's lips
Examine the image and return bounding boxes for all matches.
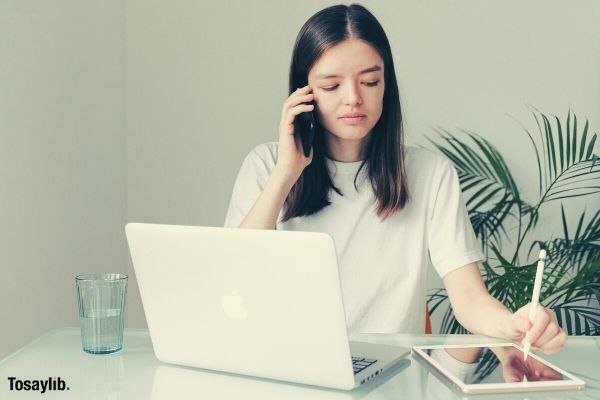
[340,115,366,125]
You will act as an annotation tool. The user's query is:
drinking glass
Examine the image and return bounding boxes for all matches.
[75,273,128,354]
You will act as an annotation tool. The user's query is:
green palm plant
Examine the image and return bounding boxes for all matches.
[427,108,600,336]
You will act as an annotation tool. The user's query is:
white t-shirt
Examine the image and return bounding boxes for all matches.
[224,142,483,333]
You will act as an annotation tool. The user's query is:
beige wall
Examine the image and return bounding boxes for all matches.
[125,0,600,329]
[0,1,127,359]
[2,0,599,358]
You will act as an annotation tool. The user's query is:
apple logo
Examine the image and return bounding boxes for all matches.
[221,289,248,320]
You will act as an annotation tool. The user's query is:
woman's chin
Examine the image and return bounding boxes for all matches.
[327,126,372,142]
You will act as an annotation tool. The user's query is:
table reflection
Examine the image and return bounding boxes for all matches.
[428,346,565,385]
[491,347,563,383]
[150,359,411,400]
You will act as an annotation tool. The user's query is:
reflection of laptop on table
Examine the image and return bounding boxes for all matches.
[151,359,412,400]
[125,223,410,390]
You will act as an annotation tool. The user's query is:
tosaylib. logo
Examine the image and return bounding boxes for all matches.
[7,376,70,393]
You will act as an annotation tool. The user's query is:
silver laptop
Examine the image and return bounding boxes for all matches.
[125,223,410,390]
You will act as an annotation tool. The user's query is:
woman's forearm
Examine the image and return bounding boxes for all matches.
[444,263,515,339]
[453,291,513,338]
[239,167,298,230]
[445,264,565,353]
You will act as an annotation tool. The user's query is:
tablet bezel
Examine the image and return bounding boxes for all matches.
[412,343,586,394]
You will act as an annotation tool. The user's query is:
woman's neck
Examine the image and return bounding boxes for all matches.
[325,134,367,162]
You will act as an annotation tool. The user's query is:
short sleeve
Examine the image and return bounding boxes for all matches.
[223,144,275,228]
[427,158,483,278]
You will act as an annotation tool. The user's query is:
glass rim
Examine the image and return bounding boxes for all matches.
[75,273,128,282]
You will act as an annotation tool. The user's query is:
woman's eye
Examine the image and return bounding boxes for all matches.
[321,81,380,91]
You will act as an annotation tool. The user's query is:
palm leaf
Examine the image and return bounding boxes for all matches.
[531,206,600,272]
[472,349,501,383]
[543,254,600,334]
[553,302,600,336]
[428,130,520,247]
[529,108,600,203]
[427,289,449,315]
[428,109,600,336]
[482,245,540,311]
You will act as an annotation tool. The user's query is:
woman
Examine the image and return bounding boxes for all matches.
[224,4,566,354]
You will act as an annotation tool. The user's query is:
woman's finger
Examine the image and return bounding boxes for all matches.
[283,87,313,110]
[284,103,315,126]
[532,320,560,349]
[536,329,567,354]
[290,92,314,106]
[524,306,551,346]
[507,314,531,341]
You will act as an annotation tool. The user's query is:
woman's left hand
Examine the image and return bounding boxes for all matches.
[504,303,567,354]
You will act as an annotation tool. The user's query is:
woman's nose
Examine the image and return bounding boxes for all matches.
[344,83,363,106]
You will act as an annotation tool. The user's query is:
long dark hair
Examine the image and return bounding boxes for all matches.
[282,3,409,222]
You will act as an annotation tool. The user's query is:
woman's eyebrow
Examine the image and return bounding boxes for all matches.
[315,65,382,79]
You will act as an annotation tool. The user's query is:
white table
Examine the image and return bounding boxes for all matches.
[0,328,597,399]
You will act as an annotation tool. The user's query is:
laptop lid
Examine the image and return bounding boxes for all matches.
[125,223,355,390]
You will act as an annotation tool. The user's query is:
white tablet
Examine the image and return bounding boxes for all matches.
[412,343,586,394]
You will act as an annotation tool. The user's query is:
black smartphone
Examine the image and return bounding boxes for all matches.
[293,100,317,157]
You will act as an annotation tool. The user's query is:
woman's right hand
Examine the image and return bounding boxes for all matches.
[275,85,315,181]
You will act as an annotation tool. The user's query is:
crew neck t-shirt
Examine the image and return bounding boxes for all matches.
[224,142,483,333]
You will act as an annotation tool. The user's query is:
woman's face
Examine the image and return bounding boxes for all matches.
[307,38,385,156]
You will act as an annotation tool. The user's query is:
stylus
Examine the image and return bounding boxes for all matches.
[522,249,546,361]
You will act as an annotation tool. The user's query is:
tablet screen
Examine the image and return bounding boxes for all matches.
[423,345,566,384]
